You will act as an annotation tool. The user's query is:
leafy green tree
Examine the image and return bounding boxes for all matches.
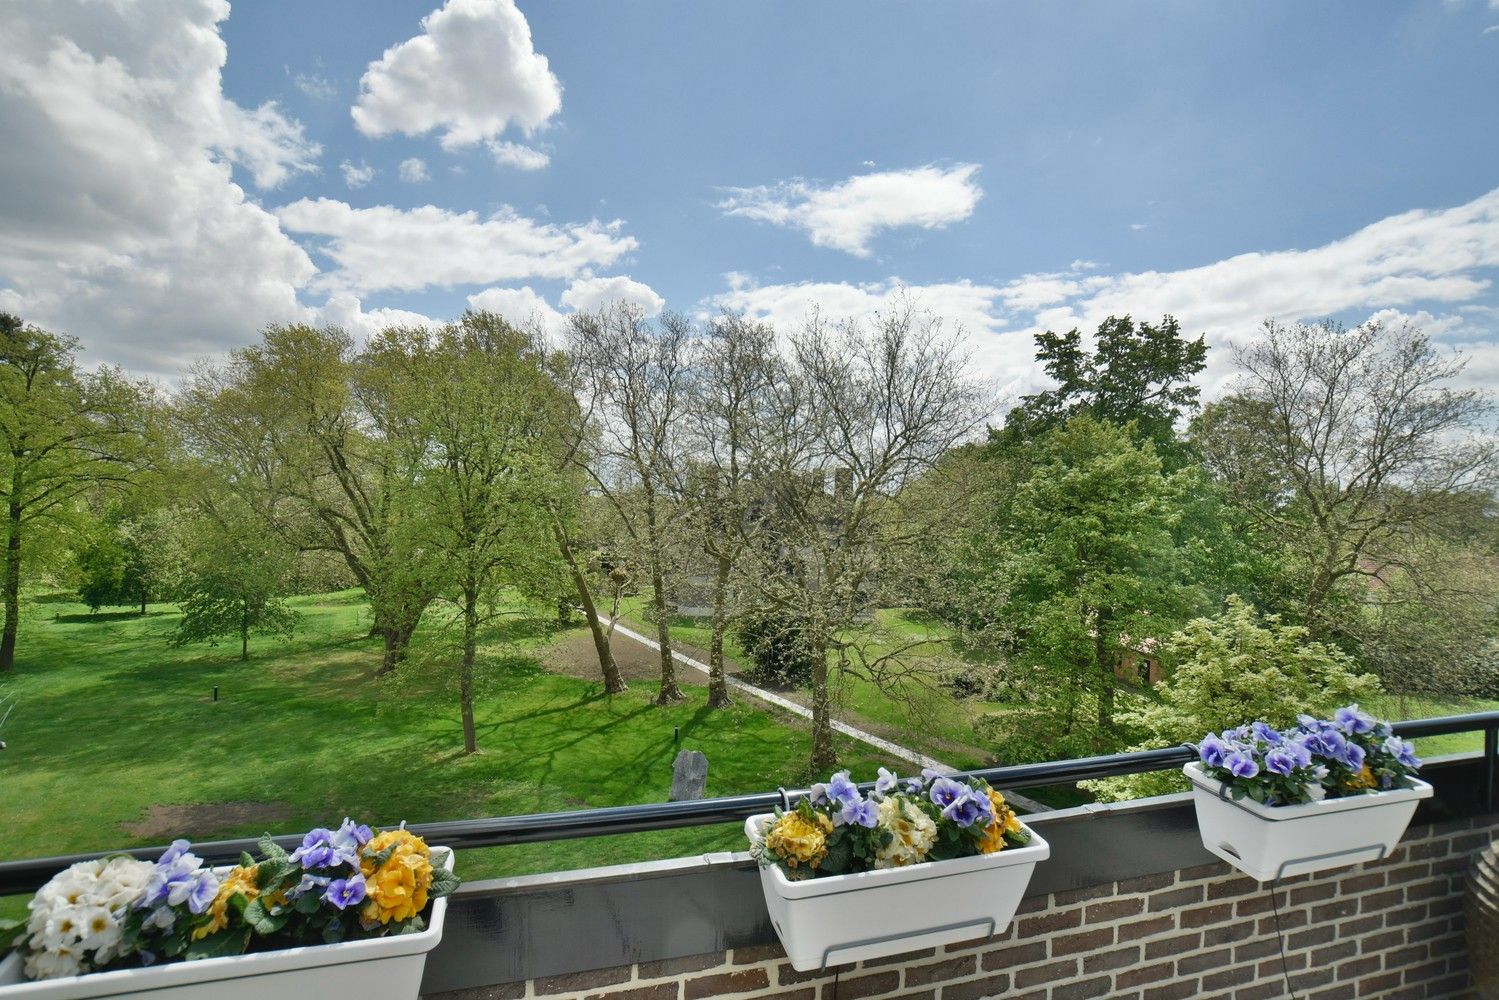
[74,505,186,614]
[1085,596,1381,801]
[996,314,1206,459]
[0,315,157,670]
[375,312,570,753]
[964,416,1199,758]
[171,509,299,661]
[177,325,440,674]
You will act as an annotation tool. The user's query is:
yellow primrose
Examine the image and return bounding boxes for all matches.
[764,811,832,870]
[360,829,434,925]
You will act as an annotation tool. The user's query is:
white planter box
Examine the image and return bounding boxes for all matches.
[745,814,1049,972]
[0,848,453,1000]
[1184,763,1433,882]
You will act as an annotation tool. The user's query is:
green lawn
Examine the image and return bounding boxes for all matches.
[1367,692,1499,757]
[1,590,897,917]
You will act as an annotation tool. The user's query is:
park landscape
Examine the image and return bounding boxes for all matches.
[2,303,1498,923]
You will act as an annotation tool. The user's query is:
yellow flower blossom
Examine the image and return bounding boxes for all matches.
[360,829,434,925]
[764,811,832,870]
[976,790,1024,855]
[1346,763,1377,791]
[193,866,259,941]
[873,797,936,869]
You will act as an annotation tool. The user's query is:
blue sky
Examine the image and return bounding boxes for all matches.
[1,0,1497,394]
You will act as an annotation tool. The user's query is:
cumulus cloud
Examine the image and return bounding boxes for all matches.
[711,188,1499,399]
[466,285,567,336]
[398,157,429,183]
[352,0,562,155]
[487,139,549,170]
[0,0,317,377]
[717,164,982,257]
[275,199,638,295]
[312,293,440,341]
[340,160,376,188]
[560,275,664,316]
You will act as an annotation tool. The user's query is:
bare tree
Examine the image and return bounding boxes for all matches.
[1195,318,1498,634]
[740,303,987,770]
[569,305,692,704]
[682,314,779,708]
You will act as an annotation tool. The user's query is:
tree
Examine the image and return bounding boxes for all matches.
[382,313,569,753]
[1085,596,1381,802]
[171,506,299,661]
[741,303,986,771]
[963,416,1199,759]
[177,325,440,674]
[1193,319,1498,637]
[683,314,780,708]
[0,315,157,670]
[996,314,1206,458]
[74,504,186,614]
[569,306,692,705]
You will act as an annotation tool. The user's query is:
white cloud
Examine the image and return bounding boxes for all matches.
[711,187,1499,400]
[717,164,982,257]
[292,71,336,101]
[487,139,550,170]
[218,100,320,189]
[0,0,316,377]
[352,0,562,153]
[340,160,376,188]
[398,157,430,183]
[312,293,440,341]
[466,285,566,336]
[560,275,664,316]
[1130,222,1149,231]
[275,199,637,295]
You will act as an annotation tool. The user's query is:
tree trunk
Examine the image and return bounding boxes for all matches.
[140,593,147,616]
[0,492,23,672]
[707,553,732,709]
[377,619,418,676]
[652,565,684,705]
[240,601,249,661]
[552,521,627,693]
[1094,613,1114,745]
[460,582,478,754]
[808,638,836,772]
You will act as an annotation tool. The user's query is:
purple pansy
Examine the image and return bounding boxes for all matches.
[324,874,367,910]
[1334,704,1376,735]
[1264,748,1296,777]
[874,767,898,796]
[1225,751,1259,779]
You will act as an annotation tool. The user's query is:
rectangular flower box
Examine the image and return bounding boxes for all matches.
[1184,763,1432,882]
[0,848,453,1000]
[744,814,1049,972]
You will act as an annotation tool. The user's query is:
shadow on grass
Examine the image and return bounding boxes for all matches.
[53,611,148,624]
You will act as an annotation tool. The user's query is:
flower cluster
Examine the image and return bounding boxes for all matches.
[752,767,1031,879]
[1196,704,1422,807]
[14,819,458,982]
[17,856,153,980]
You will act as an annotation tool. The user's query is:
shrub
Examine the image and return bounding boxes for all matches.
[733,605,818,688]
[1085,595,1382,802]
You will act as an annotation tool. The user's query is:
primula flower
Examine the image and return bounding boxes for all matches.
[359,829,436,925]
[873,796,937,869]
[763,811,832,870]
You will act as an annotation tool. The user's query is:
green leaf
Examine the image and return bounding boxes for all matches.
[183,929,249,962]
[257,834,289,863]
[255,859,296,892]
[240,852,256,868]
[242,896,289,937]
[295,891,323,914]
[428,867,461,898]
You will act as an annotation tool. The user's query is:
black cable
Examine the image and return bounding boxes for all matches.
[830,966,840,1000]
[1268,880,1301,1000]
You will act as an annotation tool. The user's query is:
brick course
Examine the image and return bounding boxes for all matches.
[428,818,1489,1000]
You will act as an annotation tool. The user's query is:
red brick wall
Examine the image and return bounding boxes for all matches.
[428,817,1491,1000]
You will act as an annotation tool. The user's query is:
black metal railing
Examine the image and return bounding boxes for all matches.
[4,710,1496,897]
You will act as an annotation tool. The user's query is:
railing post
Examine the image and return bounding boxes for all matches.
[1486,723,1497,814]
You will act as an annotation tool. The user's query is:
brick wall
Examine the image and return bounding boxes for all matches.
[428,818,1493,1000]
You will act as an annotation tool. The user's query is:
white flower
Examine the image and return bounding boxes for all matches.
[873,795,938,869]
[22,857,153,980]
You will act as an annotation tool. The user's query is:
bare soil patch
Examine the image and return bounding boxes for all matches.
[122,801,296,840]
[544,628,738,686]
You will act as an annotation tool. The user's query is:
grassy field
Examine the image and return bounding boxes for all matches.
[0,590,897,916]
